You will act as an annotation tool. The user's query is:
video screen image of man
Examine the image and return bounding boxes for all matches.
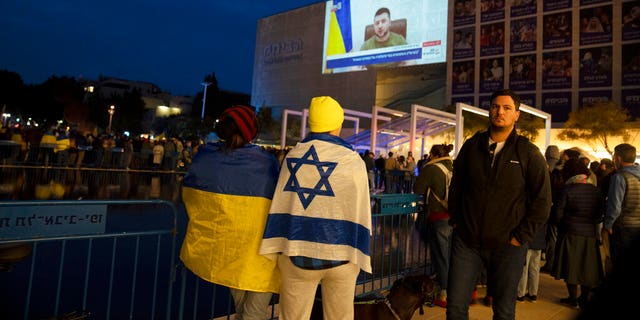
[360,7,415,69]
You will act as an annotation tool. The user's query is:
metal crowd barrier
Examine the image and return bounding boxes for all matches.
[0,200,179,320]
[0,195,428,319]
[357,193,429,296]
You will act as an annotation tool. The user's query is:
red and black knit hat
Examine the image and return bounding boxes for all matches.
[219,105,258,142]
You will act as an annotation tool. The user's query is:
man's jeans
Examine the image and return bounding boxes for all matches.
[446,232,527,320]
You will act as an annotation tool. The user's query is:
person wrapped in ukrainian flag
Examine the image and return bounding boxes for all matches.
[180,105,280,319]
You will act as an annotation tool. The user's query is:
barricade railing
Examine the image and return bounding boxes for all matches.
[357,193,429,296]
[0,200,179,320]
[0,195,427,319]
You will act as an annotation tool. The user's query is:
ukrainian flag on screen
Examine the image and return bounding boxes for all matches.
[327,0,352,55]
[180,143,281,292]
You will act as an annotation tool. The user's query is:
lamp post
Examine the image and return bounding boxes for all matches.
[107,105,115,133]
[201,82,211,121]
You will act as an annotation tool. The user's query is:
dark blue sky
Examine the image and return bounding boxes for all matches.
[0,0,321,97]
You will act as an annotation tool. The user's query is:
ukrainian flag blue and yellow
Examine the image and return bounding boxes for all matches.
[326,0,352,55]
[180,142,281,293]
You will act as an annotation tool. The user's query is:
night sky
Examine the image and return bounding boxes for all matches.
[0,0,322,96]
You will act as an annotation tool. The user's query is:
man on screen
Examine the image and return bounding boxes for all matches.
[360,7,415,69]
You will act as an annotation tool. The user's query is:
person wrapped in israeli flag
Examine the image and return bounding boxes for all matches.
[260,96,371,320]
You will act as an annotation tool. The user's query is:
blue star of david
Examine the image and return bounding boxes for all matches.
[283,145,337,209]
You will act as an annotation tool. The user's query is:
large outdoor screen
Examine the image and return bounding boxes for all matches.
[321,0,448,74]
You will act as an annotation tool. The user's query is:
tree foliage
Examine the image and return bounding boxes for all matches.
[0,70,25,110]
[517,112,544,142]
[557,101,630,155]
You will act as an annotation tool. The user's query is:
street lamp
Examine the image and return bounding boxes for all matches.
[201,82,211,121]
[107,105,115,133]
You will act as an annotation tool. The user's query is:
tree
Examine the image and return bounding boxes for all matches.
[0,70,25,113]
[99,90,146,136]
[517,112,544,142]
[256,106,280,143]
[557,101,631,155]
[22,76,85,128]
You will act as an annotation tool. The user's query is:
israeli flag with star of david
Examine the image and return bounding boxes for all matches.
[260,134,372,273]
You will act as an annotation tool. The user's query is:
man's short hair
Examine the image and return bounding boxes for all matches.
[375,7,390,18]
[490,89,521,111]
[614,143,637,163]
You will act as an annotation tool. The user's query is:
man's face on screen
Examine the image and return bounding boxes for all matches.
[373,12,390,40]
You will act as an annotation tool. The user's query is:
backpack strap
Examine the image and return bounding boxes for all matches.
[426,162,451,209]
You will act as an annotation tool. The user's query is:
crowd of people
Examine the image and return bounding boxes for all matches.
[5,89,639,319]
[0,126,203,171]
[178,89,640,319]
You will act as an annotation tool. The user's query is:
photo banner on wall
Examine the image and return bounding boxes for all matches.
[622,89,640,119]
[542,50,572,89]
[544,0,571,12]
[579,5,613,46]
[510,17,537,53]
[481,0,504,22]
[542,92,572,123]
[622,43,640,86]
[511,0,536,18]
[453,26,475,59]
[509,54,536,91]
[622,1,640,41]
[480,22,505,56]
[519,93,536,109]
[579,90,612,107]
[543,11,572,50]
[453,0,475,27]
[579,46,612,87]
[452,60,475,95]
[480,57,504,93]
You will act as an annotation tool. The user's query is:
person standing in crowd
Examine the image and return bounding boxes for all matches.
[260,96,372,320]
[364,150,375,192]
[603,143,640,267]
[595,158,615,194]
[542,147,581,273]
[417,153,429,171]
[540,145,560,272]
[413,144,454,308]
[517,221,547,303]
[152,140,164,170]
[405,151,417,191]
[384,151,400,193]
[447,89,552,320]
[374,153,386,191]
[180,105,281,320]
[163,137,177,170]
[550,158,604,309]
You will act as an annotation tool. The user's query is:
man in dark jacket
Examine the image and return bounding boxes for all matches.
[447,89,552,320]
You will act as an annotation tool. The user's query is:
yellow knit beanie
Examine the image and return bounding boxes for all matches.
[308,96,344,133]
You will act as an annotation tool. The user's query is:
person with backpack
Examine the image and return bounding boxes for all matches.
[413,143,454,307]
[447,89,552,320]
